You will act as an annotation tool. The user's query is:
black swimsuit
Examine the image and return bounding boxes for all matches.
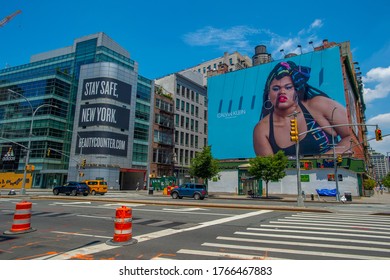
[269,102,333,156]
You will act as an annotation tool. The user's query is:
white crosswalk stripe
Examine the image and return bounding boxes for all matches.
[168,212,390,260]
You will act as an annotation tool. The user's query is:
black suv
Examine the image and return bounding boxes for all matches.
[52,181,89,196]
[171,183,207,200]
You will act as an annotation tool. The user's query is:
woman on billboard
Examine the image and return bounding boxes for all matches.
[253,61,351,157]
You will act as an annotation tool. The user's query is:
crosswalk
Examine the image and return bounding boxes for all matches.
[153,212,390,260]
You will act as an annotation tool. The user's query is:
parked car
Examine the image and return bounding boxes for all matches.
[171,183,207,200]
[82,179,108,195]
[52,181,89,196]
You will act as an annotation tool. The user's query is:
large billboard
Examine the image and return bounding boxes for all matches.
[75,131,128,156]
[81,77,132,104]
[208,47,350,159]
[78,103,130,129]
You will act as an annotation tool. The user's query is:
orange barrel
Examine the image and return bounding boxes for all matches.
[4,201,36,235]
[113,206,132,242]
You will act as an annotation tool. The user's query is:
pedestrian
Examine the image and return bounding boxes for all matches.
[136,182,140,191]
[380,185,384,195]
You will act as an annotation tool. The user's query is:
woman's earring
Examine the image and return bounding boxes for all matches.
[294,92,299,103]
[263,99,273,110]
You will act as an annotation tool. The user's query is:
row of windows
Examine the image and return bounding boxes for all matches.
[155,98,174,113]
[154,130,174,145]
[176,98,202,117]
[175,130,200,148]
[175,148,195,166]
[135,102,150,122]
[152,148,174,165]
[176,83,200,103]
[155,113,174,129]
[137,83,152,102]
[0,61,73,89]
[175,115,199,132]
[132,143,148,163]
[134,122,149,141]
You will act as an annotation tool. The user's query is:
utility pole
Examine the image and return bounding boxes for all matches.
[288,111,304,207]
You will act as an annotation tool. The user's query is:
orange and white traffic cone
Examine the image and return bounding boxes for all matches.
[106,206,137,246]
[4,201,36,235]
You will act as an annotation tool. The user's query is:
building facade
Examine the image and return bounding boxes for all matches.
[155,71,207,184]
[179,51,252,86]
[369,148,389,181]
[207,39,368,196]
[150,84,175,179]
[0,32,154,190]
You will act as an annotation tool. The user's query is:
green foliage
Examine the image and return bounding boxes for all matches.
[248,151,288,197]
[189,146,219,181]
[381,173,390,189]
[363,178,376,190]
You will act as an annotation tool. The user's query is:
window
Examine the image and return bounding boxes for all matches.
[176,98,180,110]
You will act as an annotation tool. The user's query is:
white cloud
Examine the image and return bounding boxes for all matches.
[310,19,324,29]
[366,113,390,154]
[367,136,390,155]
[182,19,324,58]
[362,66,390,103]
[367,113,390,130]
[182,25,260,53]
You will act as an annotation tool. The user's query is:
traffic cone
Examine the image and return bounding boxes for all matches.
[106,206,137,246]
[4,201,36,235]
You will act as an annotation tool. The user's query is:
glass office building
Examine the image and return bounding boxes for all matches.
[0,32,153,190]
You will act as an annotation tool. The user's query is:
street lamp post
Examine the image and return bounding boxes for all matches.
[7,89,58,195]
[331,107,340,202]
[67,130,82,181]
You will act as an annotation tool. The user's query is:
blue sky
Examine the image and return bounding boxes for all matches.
[2,0,390,155]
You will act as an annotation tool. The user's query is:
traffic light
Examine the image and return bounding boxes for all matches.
[47,148,51,156]
[375,128,383,141]
[290,118,299,142]
[337,154,342,163]
[81,159,86,168]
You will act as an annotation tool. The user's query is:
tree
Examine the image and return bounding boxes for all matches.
[189,146,219,183]
[363,178,376,190]
[248,150,288,198]
[382,173,390,190]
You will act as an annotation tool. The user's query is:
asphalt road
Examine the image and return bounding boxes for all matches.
[1,197,390,260]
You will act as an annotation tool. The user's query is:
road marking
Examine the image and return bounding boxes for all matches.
[52,231,111,239]
[134,208,230,216]
[37,209,273,260]
[217,236,390,254]
[163,207,207,212]
[202,242,389,260]
[235,231,390,246]
[269,220,390,231]
[101,203,146,208]
[247,227,390,239]
[50,202,92,205]
[289,214,390,223]
[260,224,390,236]
[174,249,282,260]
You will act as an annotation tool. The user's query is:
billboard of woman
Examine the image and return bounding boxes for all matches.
[208,47,351,159]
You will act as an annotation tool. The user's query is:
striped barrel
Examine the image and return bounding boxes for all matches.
[10,201,33,232]
[113,206,132,242]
